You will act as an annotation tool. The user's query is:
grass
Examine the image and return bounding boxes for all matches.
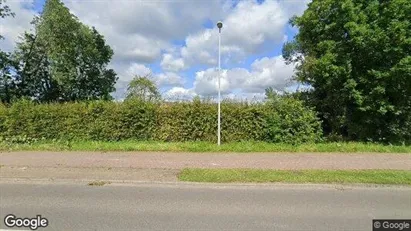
[0,140,410,153]
[178,169,411,185]
[87,180,111,186]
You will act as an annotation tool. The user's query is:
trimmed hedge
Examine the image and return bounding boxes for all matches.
[0,98,322,144]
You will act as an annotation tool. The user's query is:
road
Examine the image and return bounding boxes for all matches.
[1,182,410,231]
[2,151,411,170]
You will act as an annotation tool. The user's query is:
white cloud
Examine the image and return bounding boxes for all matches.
[177,0,290,68]
[163,87,197,101]
[193,68,231,96]
[0,0,37,52]
[160,53,185,72]
[64,0,225,66]
[155,72,184,88]
[192,55,295,96]
[124,63,152,80]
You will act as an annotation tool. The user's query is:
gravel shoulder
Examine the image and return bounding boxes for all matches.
[1,151,410,183]
[1,151,410,169]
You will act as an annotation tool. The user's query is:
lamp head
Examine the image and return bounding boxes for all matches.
[217,21,223,32]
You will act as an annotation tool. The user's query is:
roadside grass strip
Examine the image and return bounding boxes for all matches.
[178,169,411,185]
[1,141,410,153]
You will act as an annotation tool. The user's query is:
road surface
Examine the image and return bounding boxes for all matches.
[1,151,411,170]
[1,182,410,230]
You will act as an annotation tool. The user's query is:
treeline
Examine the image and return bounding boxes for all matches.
[283,0,411,143]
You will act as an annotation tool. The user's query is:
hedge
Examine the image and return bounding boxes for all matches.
[0,98,323,144]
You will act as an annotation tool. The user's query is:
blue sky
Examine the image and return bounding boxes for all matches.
[1,0,310,100]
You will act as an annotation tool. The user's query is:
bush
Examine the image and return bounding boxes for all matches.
[0,98,322,143]
[264,97,323,144]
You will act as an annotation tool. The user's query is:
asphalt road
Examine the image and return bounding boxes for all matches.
[1,182,410,231]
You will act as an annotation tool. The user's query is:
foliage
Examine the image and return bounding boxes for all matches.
[265,96,323,144]
[264,87,279,101]
[283,0,411,144]
[0,0,17,103]
[0,51,19,103]
[0,0,117,103]
[0,98,322,144]
[126,74,161,102]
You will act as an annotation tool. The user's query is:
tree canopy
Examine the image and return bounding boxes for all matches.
[0,0,117,103]
[283,0,411,143]
[126,74,161,102]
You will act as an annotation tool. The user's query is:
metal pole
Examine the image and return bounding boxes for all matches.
[217,27,221,146]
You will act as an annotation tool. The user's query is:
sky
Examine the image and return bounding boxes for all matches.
[0,0,310,101]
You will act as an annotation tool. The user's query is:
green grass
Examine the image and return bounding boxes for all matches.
[178,169,411,185]
[0,140,410,153]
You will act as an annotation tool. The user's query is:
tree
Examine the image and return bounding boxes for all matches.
[0,51,19,103]
[264,87,279,100]
[0,0,16,103]
[283,0,411,143]
[5,0,117,103]
[126,74,161,102]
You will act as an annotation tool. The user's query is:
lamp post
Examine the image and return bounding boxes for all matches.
[217,21,223,146]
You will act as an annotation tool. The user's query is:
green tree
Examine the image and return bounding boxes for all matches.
[0,51,19,103]
[264,87,279,101]
[13,26,61,102]
[126,74,161,102]
[7,0,117,103]
[283,0,411,143]
[0,0,17,103]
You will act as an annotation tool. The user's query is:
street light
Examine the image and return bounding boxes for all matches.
[217,21,223,146]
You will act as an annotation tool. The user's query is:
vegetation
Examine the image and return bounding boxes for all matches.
[1,0,410,147]
[283,0,411,144]
[1,0,117,103]
[0,97,322,143]
[126,74,161,102]
[1,140,410,153]
[179,169,411,185]
[88,180,111,186]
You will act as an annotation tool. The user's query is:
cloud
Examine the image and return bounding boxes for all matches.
[155,72,185,88]
[0,0,37,52]
[160,53,185,72]
[175,0,290,68]
[192,55,295,96]
[163,87,196,101]
[124,63,152,80]
[64,0,225,66]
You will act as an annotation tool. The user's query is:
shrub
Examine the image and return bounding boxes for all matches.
[264,97,323,144]
[0,103,7,137]
[0,98,322,143]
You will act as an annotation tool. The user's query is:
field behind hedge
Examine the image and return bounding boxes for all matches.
[0,98,323,144]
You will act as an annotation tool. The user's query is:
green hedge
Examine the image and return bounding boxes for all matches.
[0,98,322,144]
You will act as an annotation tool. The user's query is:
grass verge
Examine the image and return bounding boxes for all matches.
[0,140,410,153]
[178,169,411,185]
